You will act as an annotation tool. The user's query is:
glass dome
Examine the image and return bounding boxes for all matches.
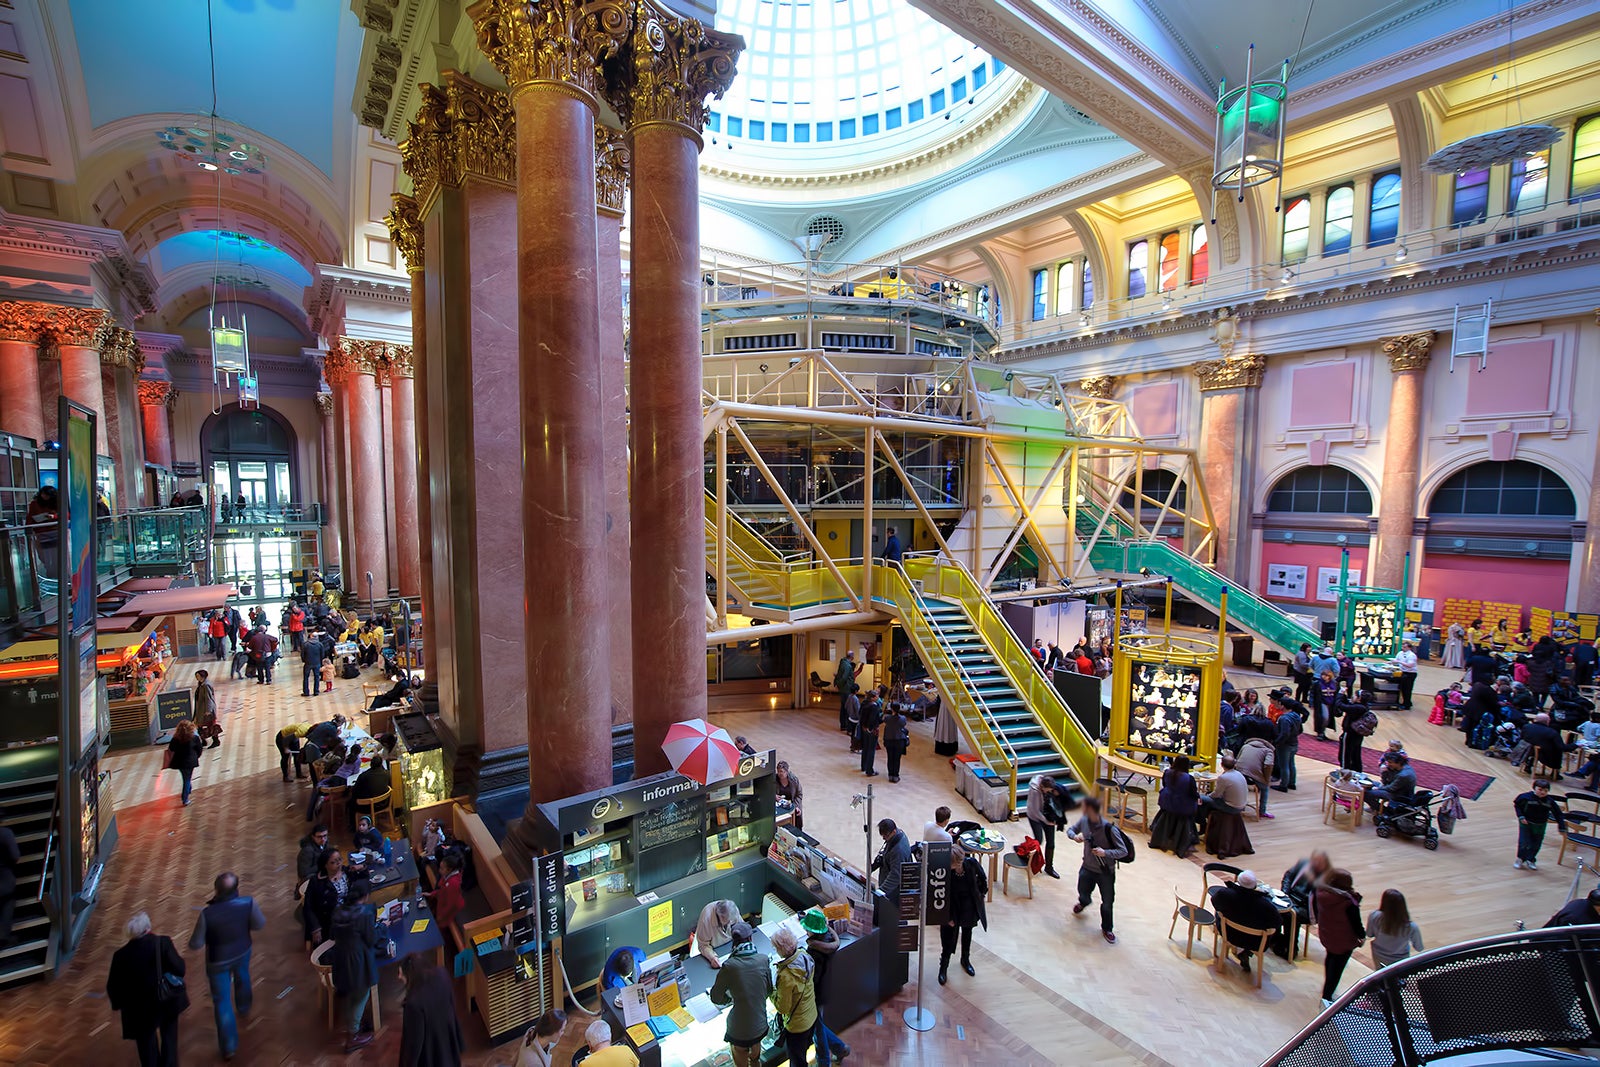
[711,0,1010,153]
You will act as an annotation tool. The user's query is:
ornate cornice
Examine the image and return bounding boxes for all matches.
[615,0,741,138]
[595,126,630,216]
[1194,353,1266,391]
[389,345,414,378]
[386,193,423,274]
[400,74,517,211]
[0,299,54,343]
[136,379,174,407]
[100,325,144,372]
[1077,375,1119,399]
[315,392,335,417]
[42,306,112,349]
[1380,331,1436,373]
[467,0,631,104]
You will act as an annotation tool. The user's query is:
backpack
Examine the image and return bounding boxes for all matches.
[1111,824,1135,865]
[1349,710,1379,737]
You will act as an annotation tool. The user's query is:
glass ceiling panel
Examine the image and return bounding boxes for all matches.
[713,0,1000,149]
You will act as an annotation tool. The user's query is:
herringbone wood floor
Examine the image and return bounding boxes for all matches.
[0,655,1580,1065]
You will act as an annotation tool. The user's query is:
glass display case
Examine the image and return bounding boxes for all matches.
[1338,588,1406,659]
[1109,633,1225,765]
[563,822,637,932]
[392,711,450,809]
[1125,660,1203,756]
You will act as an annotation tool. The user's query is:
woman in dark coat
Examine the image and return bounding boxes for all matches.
[106,911,187,1067]
[305,848,368,945]
[1529,637,1560,702]
[399,953,464,1067]
[937,844,988,985]
[1314,868,1365,1006]
[331,887,382,1051]
[166,719,205,807]
[1149,756,1200,858]
[1338,697,1374,773]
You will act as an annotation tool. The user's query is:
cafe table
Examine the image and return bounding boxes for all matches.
[957,828,1007,902]
[1207,883,1302,961]
[352,845,420,906]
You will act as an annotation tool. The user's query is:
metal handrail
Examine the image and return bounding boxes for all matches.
[1261,924,1600,1067]
[35,790,58,904]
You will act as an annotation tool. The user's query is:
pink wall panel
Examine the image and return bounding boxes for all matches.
[1257,543,1369,605]
[1418,555,1569,620]
[1128,381,1178,437]
[1465,338,1554,417]
[1289,362,1355,429]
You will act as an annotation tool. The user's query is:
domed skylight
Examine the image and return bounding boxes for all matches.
[710,0,1012,153]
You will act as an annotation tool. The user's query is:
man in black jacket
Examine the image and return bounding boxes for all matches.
[1545,888,1600,927]
[301,632,328,698]
[1271,697,1305,792]
[188,872,266,1060]
[1209,870,1285,971]
[858,695,882,777]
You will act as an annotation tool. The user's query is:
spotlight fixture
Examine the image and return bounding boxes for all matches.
[1395,245,1408,263]
[1079,311,1091,327]
[1281,267,1295,283]
[1161,292,1173,310]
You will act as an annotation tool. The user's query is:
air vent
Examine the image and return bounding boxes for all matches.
[914,339,962,359]
[722,334,797,351]
[821,332,894,351]
[804,214,847,249]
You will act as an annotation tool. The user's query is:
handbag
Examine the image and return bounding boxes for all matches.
[153,938,185,1006]
[161,748,173,770]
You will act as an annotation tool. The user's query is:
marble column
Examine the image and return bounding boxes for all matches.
[615,5,742,776]
[389,347,421,597]
[1374,332,1435,592]
[1194,353,1266,579]
[595,128,634,729]
[137,379,175,467]
[473,0,628,807]
[377,362,399,594]
[101,327,146,508]
[0,301,49,443]
[1581,387,1600,612]
[386,196,434,676]
[44,307,111,429]
[315,392,343,569]
[340,339,391,602]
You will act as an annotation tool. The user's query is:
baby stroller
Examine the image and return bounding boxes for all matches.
[1373,790,1442,850]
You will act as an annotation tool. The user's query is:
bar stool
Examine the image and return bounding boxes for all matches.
[1094,776,1122,818]
[1002,852,1034,898]
[1116,784,1149,832]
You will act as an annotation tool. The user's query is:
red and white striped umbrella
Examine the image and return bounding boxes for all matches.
[662,718,742,785]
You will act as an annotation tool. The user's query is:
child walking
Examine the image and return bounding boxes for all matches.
[1513,778,1567,870]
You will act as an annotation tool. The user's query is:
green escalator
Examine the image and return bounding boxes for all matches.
[1074,502,1322,654]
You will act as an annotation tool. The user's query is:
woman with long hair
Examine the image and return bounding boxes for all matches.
[1314,868,1365,1007]
[1365,888,1424,968]
[166,719,205,807]
[400,953,464,1066]
[1149,756,1199,858]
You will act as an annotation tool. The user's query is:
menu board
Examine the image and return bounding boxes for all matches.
[1126,661,1202,756]
[1349,597,1398,657]
[636,798,705,852]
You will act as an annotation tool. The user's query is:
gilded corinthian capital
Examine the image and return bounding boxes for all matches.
[1077,375,1118,400]
[467,0,631,103]
[595,126,630,215]
[400,75,516,210]
[1379,331,1435,373]
[386,193,423,273]
[136,379,174,407]
[340,337,391,375]
[0,300,55,343]
[101,326,144,371]
[616,0,742,135]
[1194,352,1266,391]
[43,306,112,349]
[389,345,415,378]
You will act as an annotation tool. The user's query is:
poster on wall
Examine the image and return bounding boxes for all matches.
[1125,661,1202,756]
[1265,564,1308,600]
[1086,607,1113,647]
[1316,567,1359,603]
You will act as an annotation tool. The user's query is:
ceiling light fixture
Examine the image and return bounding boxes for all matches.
[1394,245,1408,262]
[1210,42,1290,223]
[155,125,268,175]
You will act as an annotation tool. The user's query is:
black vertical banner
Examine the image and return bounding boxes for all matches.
[535,852,564,944]
[923,843,952,926]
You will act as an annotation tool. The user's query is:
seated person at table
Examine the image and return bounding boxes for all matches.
[1521,713,1575,776]
[297,824,331,883]
[1364,752,1418,812]
[1210,870,1286,971]
[352,815,385,856]
[425,852,466,932]
[305,741,351,821]
[693,899,742,968]
[1281,850,1331,927]
[370,674,415,712]
[582,1018,639,1067]
[1196,755,1249,835]
[600,946,647,991]
[1549,684,1595,728]
[353,757,391,805]
[305,848,369,944]
[1545,888,1600,928]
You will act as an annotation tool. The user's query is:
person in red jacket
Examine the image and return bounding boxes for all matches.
[1314,868,1365,1007]
[207,611,228,661]
[427,853,466,932]
[285,603,307,652]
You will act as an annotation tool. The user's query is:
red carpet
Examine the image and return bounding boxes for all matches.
[1294,735,1496,800]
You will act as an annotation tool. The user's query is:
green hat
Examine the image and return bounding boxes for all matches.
[800,909,829,936]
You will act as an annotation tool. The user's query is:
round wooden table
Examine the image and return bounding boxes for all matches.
[957,829,1007,902]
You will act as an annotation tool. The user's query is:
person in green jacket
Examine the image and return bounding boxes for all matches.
[707,922,772,1067]
[770,928,817,1065]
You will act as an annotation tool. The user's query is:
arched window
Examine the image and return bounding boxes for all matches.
[1118,468,1187,512]
[1509,151,1548,213]
[1157,231,1181,291]
[1127,240,1149,298]
[1369,171,1402,246]
[202,404,299,513]
[1031,268,1048,320]
[1429,461,1576,518]
[1323,184,1354,254]
[1282,196,1310,262]
[1267,466,1373,514]
[1081,262,1095,308]
[1055,260,1076,314]
[1189,224,1209,284]
[1572,114,1600,202]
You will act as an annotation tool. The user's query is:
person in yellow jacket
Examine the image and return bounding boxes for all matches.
[769,928,817,1065]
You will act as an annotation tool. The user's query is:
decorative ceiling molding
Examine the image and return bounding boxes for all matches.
[0,209,157,315]
[306,264,412,337]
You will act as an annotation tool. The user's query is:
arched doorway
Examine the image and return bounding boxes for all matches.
[1258,465,1375,611]
[201,404,299,515]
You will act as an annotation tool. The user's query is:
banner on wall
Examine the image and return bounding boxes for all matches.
[1316,567,1359,603]
[1266,564,1308,599]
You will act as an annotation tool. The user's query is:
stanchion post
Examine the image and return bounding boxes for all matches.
[903,849,936,1032]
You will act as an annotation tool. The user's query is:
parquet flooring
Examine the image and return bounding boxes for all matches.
[0,654,1583,1066]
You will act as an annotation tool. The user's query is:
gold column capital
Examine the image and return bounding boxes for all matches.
[338,336,391,376]
[386,192,424,273]
[0,299,57,343]
[389,345,415,378]
[1077,375,1118,399]
[1195,352,1266,391]
[595,125,630,216]
[315,391,335,417]
[1380,331,1436,373]
[42,306,112,350]
[101,325,144,372]
[468,0,631,105]
[136,378,174,407]
[616,0,742,137]
[400,74,517,210]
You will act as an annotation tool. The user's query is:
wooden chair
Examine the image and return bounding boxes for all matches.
[1325,782,1364,827]
[1557,830,1600,869]
[1094,776,1123,818]
[356,787,398,833]
[1212,916,1275,988]
[1002,852,1034,899]
[362,682,384,707]
[1168,885,1215,959]
[319,784,352,830]
[1201,861,1242,901]
[1563,790,1600,815]
[1293,914,1315,961]
[1241,781,1261,821]
[310,940,337,1028]
[1117,784,1149,832]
